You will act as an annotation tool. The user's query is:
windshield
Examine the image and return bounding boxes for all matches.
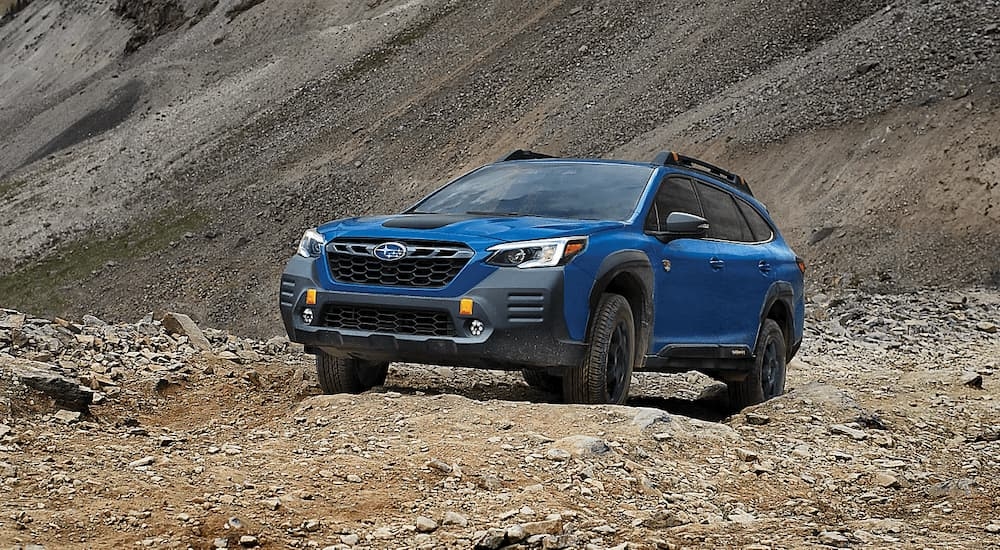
[409,162,655,221]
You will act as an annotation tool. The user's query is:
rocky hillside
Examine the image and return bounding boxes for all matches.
[0,0,997,335]
[1,289,998,548]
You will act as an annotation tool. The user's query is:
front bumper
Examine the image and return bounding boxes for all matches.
[279,256,587,370]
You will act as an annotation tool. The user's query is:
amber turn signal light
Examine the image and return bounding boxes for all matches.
[565,242,586,257]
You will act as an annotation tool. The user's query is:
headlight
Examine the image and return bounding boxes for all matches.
[486,237,588,268]
[297,228,326,258]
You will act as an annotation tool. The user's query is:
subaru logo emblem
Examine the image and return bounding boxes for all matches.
[372,242,407,262]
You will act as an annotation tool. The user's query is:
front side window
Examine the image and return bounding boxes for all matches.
[410,162,655,221]
[645,176,703,232]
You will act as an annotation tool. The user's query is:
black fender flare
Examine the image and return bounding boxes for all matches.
[755,281,796,357]
[588,250,654,368]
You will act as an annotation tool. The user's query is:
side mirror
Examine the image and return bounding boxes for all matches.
[664,211,709,236]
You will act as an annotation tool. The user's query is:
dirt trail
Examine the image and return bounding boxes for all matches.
[1,287,998,549]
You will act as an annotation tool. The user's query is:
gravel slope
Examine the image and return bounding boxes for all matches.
[0,0,996,335]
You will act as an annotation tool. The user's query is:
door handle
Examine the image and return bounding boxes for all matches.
[709,257,725,270]
[758,260,772,273]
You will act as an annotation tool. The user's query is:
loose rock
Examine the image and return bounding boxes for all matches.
[415,516,437,532]
[161,312,212,351]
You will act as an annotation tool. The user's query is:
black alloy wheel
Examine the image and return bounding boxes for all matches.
[606,319,631,400]
[727,318,786,412]
[563,293,635,405]
[760,334,786,400]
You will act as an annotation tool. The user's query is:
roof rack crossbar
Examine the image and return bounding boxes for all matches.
[652,151,753,196]
[499,149,557,162]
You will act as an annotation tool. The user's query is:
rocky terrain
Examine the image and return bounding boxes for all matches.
[1,288,997,549]
[0,0,997,336]
[2,1,999,549]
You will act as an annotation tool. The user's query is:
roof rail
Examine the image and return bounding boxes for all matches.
[653,151,753,196]
[498,149,557,162]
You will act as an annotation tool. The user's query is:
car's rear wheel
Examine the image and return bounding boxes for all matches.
[727,319,786,411]
[563,293,635,404]
[521,369,562,394]
[315,351,389,394]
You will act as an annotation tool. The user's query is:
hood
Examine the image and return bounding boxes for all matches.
[317,214,623,244]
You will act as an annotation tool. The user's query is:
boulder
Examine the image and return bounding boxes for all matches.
[3,357,94,412]
[161,312,212,351]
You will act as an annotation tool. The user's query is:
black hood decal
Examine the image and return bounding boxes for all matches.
[381,214,475,230]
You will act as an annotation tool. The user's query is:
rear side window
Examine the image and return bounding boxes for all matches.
[645,176,703,232]
[737,199,774,242]
[695,183,752,242]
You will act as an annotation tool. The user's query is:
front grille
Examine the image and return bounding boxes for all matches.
[327,239,473,288]
[322,305,456,337]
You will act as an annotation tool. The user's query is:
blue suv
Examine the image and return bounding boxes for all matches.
[280,150,804,410]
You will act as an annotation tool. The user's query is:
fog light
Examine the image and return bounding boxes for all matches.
[469,319,485,336]
[302,308,314,325]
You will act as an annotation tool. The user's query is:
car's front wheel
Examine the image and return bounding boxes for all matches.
[727,319,786,411]
[315,352,389,394]
[563,293,635,405]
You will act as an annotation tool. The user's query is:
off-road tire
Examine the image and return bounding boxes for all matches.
[521,369,562,394]
[563,293,635,404]
[315,352,389,394]
[727,319,786,411]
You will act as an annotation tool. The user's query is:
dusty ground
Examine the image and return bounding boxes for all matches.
[1,288,998,549]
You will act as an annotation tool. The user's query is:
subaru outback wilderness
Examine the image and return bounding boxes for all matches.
[280,150,804,410]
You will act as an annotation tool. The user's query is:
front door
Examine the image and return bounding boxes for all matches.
[645,176,730,353]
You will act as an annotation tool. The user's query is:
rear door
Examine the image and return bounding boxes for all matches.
[693,179,774,348]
